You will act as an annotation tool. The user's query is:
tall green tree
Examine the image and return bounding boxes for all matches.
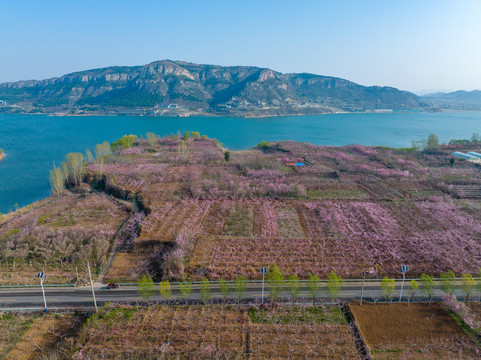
[219,279,231,299]
[200,278,211,304]
[179,281,192,299]
[266,265,284,301]
[419,274,436,304]
[327,271,345,302]
[409,280,418,303]
[138,275,155,301]
[234,275,248,301]
[380,277,395,303]
[439,270,456,295]
[111,135,137,150]
[307,274,322,304]
[461,273,475,300]
[287,274,301,303]
[159,281,172,301]
[327,271,344,302]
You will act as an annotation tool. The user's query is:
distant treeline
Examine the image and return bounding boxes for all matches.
[448,133,481,145]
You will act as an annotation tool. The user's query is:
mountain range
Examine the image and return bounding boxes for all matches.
[421,90,481,111]
[0,60,478,116]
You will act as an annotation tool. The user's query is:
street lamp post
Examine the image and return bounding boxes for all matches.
[260,267,267,303]
[37,272,48,313]
[399,265,409,302]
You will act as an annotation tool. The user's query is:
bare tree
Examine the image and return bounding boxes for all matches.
[146,132,158,147]
[64,152,85,186]
[49,162,66,196]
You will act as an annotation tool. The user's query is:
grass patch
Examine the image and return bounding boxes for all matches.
[442,305,481,346]
[307,189,368,200]
[248,306,348,325]
[224,205,254,237]
[276,207,304,238]
[0,313,36,357]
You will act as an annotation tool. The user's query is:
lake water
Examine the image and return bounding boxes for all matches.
[1,112,481,213]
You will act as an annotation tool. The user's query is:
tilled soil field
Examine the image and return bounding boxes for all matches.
[349,302,480,359]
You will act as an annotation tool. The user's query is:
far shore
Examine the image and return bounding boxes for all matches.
[1,108,468,119]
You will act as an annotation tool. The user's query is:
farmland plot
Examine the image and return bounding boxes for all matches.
[76,306,248,359]
[276,206,305,238]
[137,200,211,243]
[205,237,326,279]
[386,180,444,199]
[139,182,184,206]
[350,303,480,359]
[105,252,149,282]
[198,201,230,238]
[77,304,360,359]
[162,165,203,182]
[189,202,231,268]
[5,314,77,360]
[224,203,254,238]
[249,324,360,359]
[258,201,279,238]
[0,313,33,357]
[249,306,361,359]
[306,184,369,200]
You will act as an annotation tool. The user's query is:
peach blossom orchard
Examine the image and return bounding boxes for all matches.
[2,132,481,285]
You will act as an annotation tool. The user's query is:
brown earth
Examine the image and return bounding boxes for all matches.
[5,315,75,360]
[350,302,480,359]
[468,302,481,322]
[105,252,149,282]
[76,305,361,359]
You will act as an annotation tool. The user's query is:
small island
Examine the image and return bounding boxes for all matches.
[0,148,4,161]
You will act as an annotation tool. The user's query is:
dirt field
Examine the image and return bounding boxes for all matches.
[0,313,33,357]
[467,302,481,319]
[350,303,480,359]
[104,252,149,282]
[76,305,249,359]
[75,304,361,359]
[4,314,76,360]
[250,323,359,359]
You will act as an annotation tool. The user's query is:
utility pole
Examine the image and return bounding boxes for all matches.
[360,271,367,305]
[87,261,98,312]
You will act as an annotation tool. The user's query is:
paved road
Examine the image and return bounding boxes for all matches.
[0,281,478,311]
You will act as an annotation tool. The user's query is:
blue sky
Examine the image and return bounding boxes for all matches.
[1,0,480,92]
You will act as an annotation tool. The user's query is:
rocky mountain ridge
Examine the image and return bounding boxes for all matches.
[0,60,426,116]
